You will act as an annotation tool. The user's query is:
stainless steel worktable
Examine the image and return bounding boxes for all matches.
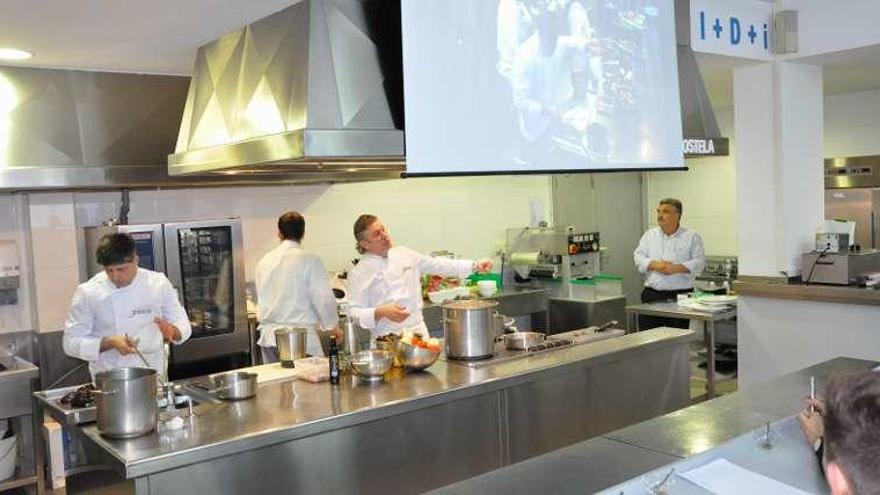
[626,301,737,398]
[431,356,877,494]
[55,327,692,495]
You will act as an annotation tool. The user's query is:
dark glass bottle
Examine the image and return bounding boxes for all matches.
[329,336,340,384]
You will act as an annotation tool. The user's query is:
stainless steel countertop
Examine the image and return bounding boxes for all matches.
[76,327,691,478]
[734,279,880,307]
[432,357,878,495]
[625,301,737,321]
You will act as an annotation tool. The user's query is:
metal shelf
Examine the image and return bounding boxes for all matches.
[0,471,36,492]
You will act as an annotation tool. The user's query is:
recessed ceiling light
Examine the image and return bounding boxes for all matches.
[0,48,33,61]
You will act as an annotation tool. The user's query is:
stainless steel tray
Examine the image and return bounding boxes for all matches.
[33,384,96,426]
[35,382,221,426]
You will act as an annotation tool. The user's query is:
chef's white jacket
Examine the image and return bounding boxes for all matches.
[348,246,474,337]
[254,240,338,357]
[633,226,705,291]
[63,268,192,380]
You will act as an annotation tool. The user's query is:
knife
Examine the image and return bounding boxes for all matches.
[595,320,618,332]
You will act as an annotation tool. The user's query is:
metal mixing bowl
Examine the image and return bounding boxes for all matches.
[396,341,440,370]
[350,350,393,381]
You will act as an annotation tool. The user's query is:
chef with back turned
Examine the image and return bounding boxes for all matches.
[63,233,191,380]
[254,211,340,362]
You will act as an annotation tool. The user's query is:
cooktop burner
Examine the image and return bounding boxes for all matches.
[441,328,625,368]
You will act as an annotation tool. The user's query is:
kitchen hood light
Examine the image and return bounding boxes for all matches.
[0,48,33,61]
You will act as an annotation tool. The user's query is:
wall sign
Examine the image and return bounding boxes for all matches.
[690,0,773,60]
[683,137,730,158]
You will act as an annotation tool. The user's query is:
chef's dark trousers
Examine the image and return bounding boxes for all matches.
[637,287,693,330]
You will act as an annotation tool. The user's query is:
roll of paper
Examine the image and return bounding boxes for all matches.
[509,251,540,279]
[509,252,540,266]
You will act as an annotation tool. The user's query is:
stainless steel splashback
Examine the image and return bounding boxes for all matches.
[0,66,187,190]
[0,65,399,191]
[825,155,880,189]
[168,0,405,177]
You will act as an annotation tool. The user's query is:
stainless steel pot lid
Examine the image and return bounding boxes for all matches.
[442,299,498,310]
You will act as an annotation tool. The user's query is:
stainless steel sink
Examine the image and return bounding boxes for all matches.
[0,353,39,419]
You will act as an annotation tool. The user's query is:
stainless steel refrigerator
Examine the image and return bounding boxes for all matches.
[825,189,880,249]
[83,219,250,378]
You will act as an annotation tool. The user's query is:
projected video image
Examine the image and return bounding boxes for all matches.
[402,0,681,174]
[499,0,658,165]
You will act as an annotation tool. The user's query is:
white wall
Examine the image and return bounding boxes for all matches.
[738,296,880,387]
[27,175,552,332]
[644,107,737,256]
[825,88,880,157]
[778,0,880,58]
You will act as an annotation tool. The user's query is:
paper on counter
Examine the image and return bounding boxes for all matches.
[677,300,730,313]
[680,459,811,495]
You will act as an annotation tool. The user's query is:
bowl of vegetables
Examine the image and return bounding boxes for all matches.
[396,334,442,370]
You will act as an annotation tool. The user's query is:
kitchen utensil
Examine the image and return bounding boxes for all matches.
[94,367,158,439]
[477,280,497,297]
[443,299,498,360]
[493,313,516,338]
[642,467,676,494]
[503,331,546,350]
[210,372,257,400]
[594,320,617,332]
[124,334,167,385]
[340,313,369,356]
[396,341,440,370]
[752,421,777,450]
[275,328,308,368]
[349,350,393,381]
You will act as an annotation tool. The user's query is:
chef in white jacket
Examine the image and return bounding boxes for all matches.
[64,233,192,381]
[254,211,339,362]
[347,214,493,338]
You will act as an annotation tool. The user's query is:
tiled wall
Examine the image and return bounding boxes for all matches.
[0,195,34,334]
[26,175,551,332]
[644,107,738,257]
[28,193,80,333]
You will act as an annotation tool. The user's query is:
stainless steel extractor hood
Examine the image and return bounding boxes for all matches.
[168,0,405,178]
[675,0,729,158]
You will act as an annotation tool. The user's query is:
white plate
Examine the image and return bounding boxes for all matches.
[699,295,738,305]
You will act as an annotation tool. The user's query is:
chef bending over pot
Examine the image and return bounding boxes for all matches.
[63,233,191,381]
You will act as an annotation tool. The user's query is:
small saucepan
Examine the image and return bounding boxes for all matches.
[209,372,258,400]
[502,331,546,351]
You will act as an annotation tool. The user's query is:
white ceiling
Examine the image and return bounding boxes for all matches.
[696,44,880,108]
[2,0,879,106]
[0,0,298,75]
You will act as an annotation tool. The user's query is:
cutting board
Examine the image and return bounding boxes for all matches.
[234,363,299,384]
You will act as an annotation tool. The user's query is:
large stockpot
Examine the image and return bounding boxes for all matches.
[443,299,499,360]
[94,367,158,439]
